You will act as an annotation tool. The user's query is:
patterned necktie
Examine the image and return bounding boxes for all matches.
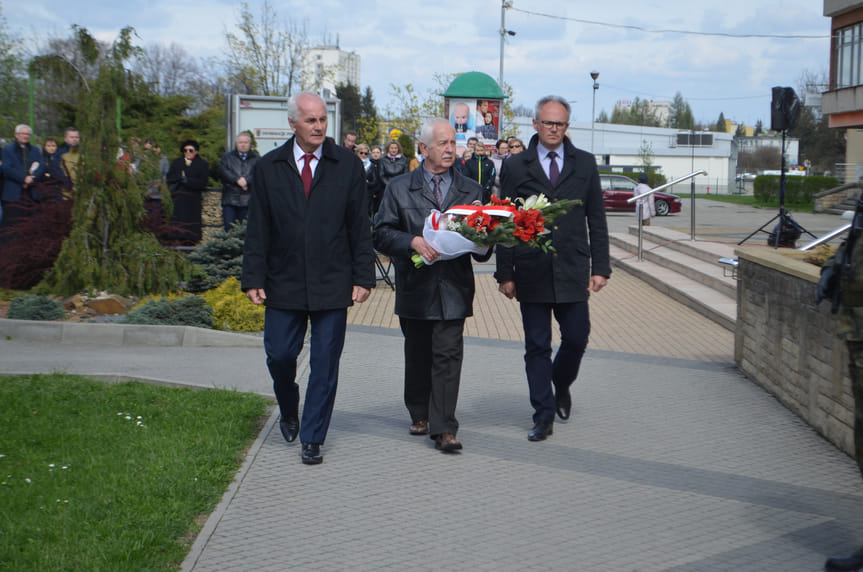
[432,174,444,208]
[301,153,314,197]
[547,151,559,187]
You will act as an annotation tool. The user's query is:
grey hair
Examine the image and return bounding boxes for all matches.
[534,96,571,120]
[287,92,325,121]
[419,118,453,146]
[14,124,32,134]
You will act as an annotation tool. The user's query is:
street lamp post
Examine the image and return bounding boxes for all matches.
[499,1,514,134]
[590,71,599,155]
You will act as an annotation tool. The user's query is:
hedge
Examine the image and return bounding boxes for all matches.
[753,175,839,206]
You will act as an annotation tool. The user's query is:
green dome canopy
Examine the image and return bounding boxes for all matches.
[442,72,507,99]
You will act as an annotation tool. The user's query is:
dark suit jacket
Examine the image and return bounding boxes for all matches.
[373,167,490,320]
[494,134,610,304]
[1,142,42,202]
[241,136,375,311]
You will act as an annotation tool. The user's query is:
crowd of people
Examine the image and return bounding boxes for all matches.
[344,128,528,218]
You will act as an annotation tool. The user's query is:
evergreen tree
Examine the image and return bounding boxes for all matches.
[336,82,362,135]
[754,119,764,136]
[668,92,694,130]
[357,86,380,145]
[38,27,191,296]
[714,112,726,132]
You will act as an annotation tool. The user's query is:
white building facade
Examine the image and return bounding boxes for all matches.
[511,117,756,194]
[301,44,361,97]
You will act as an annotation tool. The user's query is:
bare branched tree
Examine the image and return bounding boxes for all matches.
[223,1,308,96]
[133,43,202,97]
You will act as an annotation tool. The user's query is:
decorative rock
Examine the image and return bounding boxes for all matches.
[62,295,85,311]
[86,295,134,315]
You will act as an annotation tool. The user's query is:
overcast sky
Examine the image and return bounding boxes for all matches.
[5,0,831,128]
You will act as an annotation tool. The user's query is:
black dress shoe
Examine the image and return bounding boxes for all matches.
[279,417,299,443]
[555,387,572,420]
[528,422,553,441]
[301,443,323,465]
[826,546,863,571]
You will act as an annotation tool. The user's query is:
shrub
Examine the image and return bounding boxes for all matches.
[121,295,212,328]
[0,193,73,290]
[7,294,66,321]
[753,175,840,206]
[201,276,265,332]
[185,222,246,293]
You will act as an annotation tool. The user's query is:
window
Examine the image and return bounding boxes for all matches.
[836,22,863,88]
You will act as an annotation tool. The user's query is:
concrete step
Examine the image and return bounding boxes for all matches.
[610,232,737,299]
[609,243,737,332]
[626,226,738,264]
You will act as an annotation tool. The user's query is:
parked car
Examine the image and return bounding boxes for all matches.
[599,174,681,216]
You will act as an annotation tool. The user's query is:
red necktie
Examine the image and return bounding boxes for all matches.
[302,153,315,197]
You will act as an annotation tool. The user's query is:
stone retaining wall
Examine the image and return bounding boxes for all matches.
[735,248,856,457]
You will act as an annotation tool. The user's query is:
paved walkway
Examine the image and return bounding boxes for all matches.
[2,203,862,570]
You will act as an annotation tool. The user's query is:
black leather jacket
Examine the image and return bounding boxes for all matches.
[219,149,260,207]
[379,155,409,188]
[373,167,491,320]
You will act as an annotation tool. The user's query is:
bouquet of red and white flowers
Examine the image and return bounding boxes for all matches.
[411,194,581,267]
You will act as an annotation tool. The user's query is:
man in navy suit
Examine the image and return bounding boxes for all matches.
[242,92,375,465]
[494,95,611,442]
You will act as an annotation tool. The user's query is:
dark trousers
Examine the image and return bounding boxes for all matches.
[520,302,590,423]
[399,317,465,437]
[264,307,347,445]
[222,204,248,231]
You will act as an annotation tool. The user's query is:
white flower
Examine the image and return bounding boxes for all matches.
[48,463,55,468]
[25,478,31,484]
[136,416,142,420]
[0,454,5,458]
[62,466,68,470]
[117,412,123,416]
[125,416,131,420]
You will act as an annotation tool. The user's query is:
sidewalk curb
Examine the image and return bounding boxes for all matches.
[180,351,311,571]
[0,318,263,348]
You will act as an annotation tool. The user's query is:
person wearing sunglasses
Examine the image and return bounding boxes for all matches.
[165,139,209,245]
[494,95,611,443]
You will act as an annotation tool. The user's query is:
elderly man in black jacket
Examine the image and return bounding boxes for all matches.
[374,118,490,453]
[219,132,259,231]
[242,92,375,465]
[495,95,611,442]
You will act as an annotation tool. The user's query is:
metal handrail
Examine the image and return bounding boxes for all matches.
[625,169,708,261]
[797,223,851,251]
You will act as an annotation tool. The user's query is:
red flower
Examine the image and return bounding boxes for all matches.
[513,208,546,242]
[466,211,499,232]
[490,195,513,207]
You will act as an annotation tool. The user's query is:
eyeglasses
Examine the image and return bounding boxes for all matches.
[510,143,523,148]
[538,120,568,130]
[183,148,196,153]
[357,151,368,156]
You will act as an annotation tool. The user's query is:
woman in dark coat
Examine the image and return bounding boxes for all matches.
[379,140,409,190]
[165,139,209,245]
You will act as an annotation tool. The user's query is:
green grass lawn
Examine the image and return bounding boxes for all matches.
[0,373,270,571]
[693,194,813,212]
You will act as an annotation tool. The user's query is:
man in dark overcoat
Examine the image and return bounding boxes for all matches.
[494,95,611,442]
[242,92,375,465]
[373,118,490,453]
